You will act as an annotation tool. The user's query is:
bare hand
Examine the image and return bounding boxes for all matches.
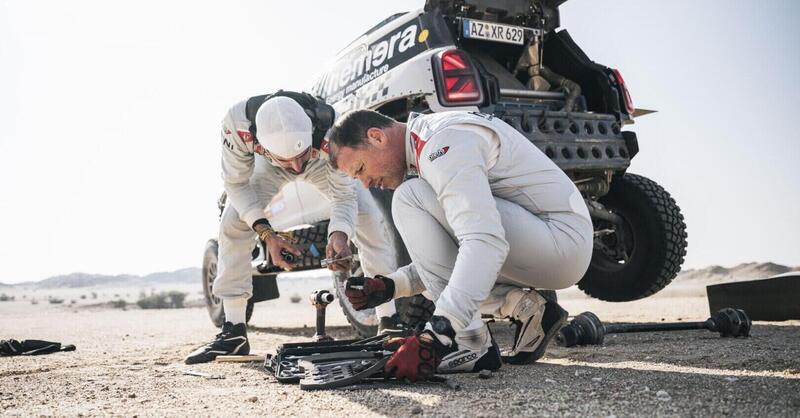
[325,231,352,272]
[264,232,302,271]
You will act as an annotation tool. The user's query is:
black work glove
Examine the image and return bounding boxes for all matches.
[344,275,395,310]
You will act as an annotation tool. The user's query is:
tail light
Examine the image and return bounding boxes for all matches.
[433,49,483,105]
[611,69,635,114]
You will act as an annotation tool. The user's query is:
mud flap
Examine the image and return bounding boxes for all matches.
[707,275,800,321]
[250,273,280,303]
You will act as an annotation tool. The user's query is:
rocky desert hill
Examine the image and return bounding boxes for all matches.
[1,262,798,290]
[1,268,200,289]
[676,262,798,283]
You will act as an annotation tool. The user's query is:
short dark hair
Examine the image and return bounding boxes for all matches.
[328,109,396,168]
[328,109,395,148]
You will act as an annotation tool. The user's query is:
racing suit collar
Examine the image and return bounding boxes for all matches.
[405,112,423,176]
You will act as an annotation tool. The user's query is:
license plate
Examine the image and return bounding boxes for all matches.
[462,19,525,45]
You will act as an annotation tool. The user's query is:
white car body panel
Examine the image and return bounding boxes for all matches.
[307,9,481,115]
[264,182,332,232]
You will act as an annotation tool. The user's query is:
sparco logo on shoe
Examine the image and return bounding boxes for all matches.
[448,352,478,368]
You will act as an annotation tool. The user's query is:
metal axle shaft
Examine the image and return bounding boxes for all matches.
[558,308,751,347]
[604,320,710,334]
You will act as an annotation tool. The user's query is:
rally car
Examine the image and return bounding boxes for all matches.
[202,0,688,336]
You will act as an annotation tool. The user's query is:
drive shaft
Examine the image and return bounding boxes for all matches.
[558,308,751,347]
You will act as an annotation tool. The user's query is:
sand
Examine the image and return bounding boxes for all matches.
[1,273,798,417]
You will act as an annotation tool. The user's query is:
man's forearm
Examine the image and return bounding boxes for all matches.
[387,264,427,298]
[224,182,265,227]
[253,221,279,243]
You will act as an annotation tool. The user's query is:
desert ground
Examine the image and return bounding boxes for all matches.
[1,272,798,417]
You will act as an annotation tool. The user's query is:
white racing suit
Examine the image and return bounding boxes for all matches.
[387,112,594,332]
[215,99,397,317]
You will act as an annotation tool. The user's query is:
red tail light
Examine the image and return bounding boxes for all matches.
[434,49,483,105]
[612,69,635,114]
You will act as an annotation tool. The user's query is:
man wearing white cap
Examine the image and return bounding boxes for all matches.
[185,92,398,364]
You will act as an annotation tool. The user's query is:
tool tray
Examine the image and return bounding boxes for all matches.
[264,335,392,389]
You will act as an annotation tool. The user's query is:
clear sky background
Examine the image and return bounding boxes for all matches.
[0,0,798,283]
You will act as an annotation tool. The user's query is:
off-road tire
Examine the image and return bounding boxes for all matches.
[333,249,435,337]
[335,271,435,337]
[578,173,687,301]
[395,295,436,330]
[274,222,331,271]
[202,239,254,327]
[334,263,379,338]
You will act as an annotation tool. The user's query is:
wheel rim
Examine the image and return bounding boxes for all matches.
[592,210,636,273]
[335,260,378,326]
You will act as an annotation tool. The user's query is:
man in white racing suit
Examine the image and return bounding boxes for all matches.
[328,110,593,381]
[185,94,398,364]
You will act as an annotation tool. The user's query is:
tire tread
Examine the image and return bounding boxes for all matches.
[578,173,688,301]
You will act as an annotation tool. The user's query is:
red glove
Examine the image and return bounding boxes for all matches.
[383,332,444,382]
[344,276,395,310]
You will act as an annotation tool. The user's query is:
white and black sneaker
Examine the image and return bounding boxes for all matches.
[436,322,502,374]
[504,289,568,364]
[184,322,250,365]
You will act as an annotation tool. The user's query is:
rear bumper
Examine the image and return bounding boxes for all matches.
[484,104,635,173]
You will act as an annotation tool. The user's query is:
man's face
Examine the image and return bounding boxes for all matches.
[334,127,406,190]
[266,147,313,174]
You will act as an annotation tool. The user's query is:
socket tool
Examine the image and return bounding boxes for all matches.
[320,253,359,268]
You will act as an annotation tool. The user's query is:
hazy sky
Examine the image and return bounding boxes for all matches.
[1,0,798,283]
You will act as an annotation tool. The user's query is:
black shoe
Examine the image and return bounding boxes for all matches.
[504,290,568,365]
[437,323,502,374]
[184,322,250,365]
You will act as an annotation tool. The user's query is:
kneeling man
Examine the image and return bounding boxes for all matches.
[329,110,593,381]
[185,94,398,365]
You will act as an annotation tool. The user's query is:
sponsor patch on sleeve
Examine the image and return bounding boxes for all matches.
[236,130,254,143]
[427,146,450,162]
[222,137,234,151]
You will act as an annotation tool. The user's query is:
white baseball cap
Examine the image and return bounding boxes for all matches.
[255,96,313,159]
